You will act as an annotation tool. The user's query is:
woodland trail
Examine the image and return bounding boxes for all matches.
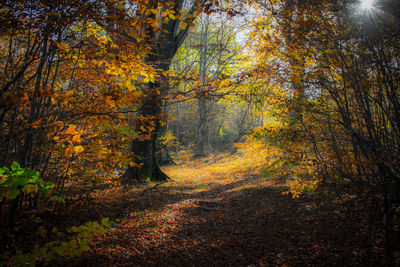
[59,152,389,267]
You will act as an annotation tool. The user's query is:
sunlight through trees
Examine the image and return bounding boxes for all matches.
[1,0,400,265]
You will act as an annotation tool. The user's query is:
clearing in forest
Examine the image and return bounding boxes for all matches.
[55,146,391,266]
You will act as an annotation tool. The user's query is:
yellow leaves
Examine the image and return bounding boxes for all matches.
[180,22,188,30]
[283,177,320,198]
[74,146,84,154]
[160,9,176,20]
[65,145,84,157]
[150,19,159,30]
[143,76,151,83]
[139,123,155,134]
[55,41,70,51]
[166,115,176,121]
[169,13,176,20]
[60,125,83,152]
[159,130,177,146]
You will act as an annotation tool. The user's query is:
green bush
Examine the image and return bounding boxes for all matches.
[0,162,64,229]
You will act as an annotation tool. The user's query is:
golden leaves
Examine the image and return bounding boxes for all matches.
[64,145,84,157]
[61,90,75,106]
[74,145,84,154]
[72,134,82,143]
[65,145,74,157]
[180,22,188,30]
[65,125,77,135]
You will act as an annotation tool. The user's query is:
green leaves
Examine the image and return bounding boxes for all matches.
[11,161,20,171]
[0,162,64,202]
[6,218,114,265]
[6,188,20,200]
[68,218,114,237]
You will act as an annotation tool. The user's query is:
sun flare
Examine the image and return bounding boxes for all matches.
[360,0,373,10]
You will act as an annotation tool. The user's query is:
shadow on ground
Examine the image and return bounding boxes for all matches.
[56,177,395,267]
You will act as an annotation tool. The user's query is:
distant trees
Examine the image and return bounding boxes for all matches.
[168,12,247,156]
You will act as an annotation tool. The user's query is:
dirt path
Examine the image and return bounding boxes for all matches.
[59,155,392,266]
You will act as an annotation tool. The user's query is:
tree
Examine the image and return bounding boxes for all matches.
[123,0,209,181]
[169,13,242,157]
[253,0,400,215]
[0,0,153,197]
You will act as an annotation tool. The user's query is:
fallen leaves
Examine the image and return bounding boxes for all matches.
[11,147,398,266]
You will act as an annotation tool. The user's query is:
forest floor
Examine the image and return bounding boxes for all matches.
[40,147,400,267]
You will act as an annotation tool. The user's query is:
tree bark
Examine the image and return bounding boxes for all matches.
[124,0,202,181]
[195,97,208,157]
[157,106,176,166]
[125,69,170,181]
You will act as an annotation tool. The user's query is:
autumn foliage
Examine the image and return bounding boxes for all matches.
[1,0,400,265]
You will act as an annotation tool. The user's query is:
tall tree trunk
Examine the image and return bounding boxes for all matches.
[157,106,176,166]
[123,0,201,181]
[125,64,170,181]
[195,17,209,157]
[19,36,49,168]
[195,97,208,157]
[175,100,181,157]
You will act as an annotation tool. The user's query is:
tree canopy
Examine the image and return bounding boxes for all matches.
[1,0,400,265]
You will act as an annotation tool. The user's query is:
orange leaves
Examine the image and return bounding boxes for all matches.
[64,125,82,144]
[64,144,84,157]
[60,90,75,106]
[188,20,195,28]
[60,124,86,157]
[160,11,168,18]
[72,134,82,143]
[20,92,29,102]
[180,22,188,30]
[105,96,117,109]
[64,145,74,157]
[65,125,78,135]
[31,119,43,129]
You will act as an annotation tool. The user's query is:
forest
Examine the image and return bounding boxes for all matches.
[0,0,399,265]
